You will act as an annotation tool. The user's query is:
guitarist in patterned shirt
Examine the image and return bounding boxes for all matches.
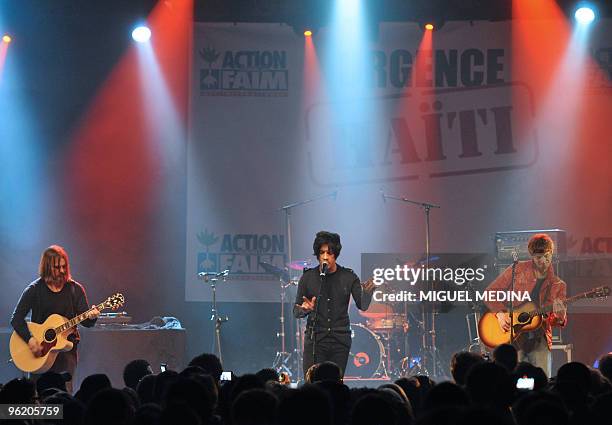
[485,234,567,377]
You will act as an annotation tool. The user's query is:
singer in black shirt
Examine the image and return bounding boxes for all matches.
[294,231,374,378]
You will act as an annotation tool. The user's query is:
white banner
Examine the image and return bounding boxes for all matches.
[187,21,612,302]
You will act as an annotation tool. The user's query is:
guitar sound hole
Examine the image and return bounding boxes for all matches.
[44,329,56,343]
[517,312,530,323]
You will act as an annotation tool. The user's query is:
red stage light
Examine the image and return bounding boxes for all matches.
[304,30,313,37]
[424,23,434,31]
[2,35,11,43]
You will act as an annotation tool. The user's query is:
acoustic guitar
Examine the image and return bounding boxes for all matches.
[478,286,609,349]
[9,293,125,373]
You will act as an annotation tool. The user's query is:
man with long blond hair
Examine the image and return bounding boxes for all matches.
[485,234,567,377]
[10,245,100,392]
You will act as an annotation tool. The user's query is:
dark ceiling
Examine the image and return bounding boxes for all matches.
[1,1,610,33]
[194,0,612,23]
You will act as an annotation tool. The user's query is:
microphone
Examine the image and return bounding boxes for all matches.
[320,262,328,277]
[198,270,230,279]
[380,188,386,203]
[512,247,519,263]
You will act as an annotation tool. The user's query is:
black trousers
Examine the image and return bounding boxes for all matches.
[303,334,350,379]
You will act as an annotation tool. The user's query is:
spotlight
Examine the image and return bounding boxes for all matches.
[2,35,11,43]
[289,21,320,38]
[419,20,444,32]
[131,25,151,43]
[574,6,596,24]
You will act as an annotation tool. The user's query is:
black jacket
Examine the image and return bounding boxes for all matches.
[293,266,372,341]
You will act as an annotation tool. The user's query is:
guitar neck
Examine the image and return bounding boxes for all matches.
[537,291,592,315]
[54,301,105,334]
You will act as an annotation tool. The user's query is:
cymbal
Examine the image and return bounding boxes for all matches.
[287,259,315,271]
[259,261,290,282]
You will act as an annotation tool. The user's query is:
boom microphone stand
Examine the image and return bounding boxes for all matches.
[311,263,328,369]
[277,190,337,380]
[381,191,442,377]
[509,249,519,347]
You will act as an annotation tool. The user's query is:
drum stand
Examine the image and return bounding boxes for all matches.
[398,310,426,376]
[465,311,486,353]
[198,270,229,363]
[464,280,486,354]
[375,351,389,378]
[271,277,295,377]
[379,331,394,378]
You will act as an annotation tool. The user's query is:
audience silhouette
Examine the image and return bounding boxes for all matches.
[2,350,611,425]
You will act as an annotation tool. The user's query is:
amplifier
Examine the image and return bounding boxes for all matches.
[551,344,572,376]
[495,229,566,262]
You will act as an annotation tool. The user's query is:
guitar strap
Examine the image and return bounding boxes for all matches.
[36,278,42,323]
[531,277,546,307]
[68,281,80,346]
[69,280,76,317]
[542,280,553,314]
[523,278,553,344]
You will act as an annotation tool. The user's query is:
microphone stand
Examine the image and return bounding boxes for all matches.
[381,192,441,377]
[277,191,337,381]
[198,270,229,363]
[311,264,327,368]
[509,250,519,347]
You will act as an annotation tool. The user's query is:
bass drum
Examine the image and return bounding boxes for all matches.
[344,323,385,378]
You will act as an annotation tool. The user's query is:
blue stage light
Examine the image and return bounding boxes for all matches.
[132,26,151,43]
[574,6,596,24]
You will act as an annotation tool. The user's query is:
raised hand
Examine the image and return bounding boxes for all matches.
[299,296,316,313]
[362,278,375,293]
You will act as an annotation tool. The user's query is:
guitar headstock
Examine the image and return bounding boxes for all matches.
[103,293,125,310]
[586,286,611,299]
